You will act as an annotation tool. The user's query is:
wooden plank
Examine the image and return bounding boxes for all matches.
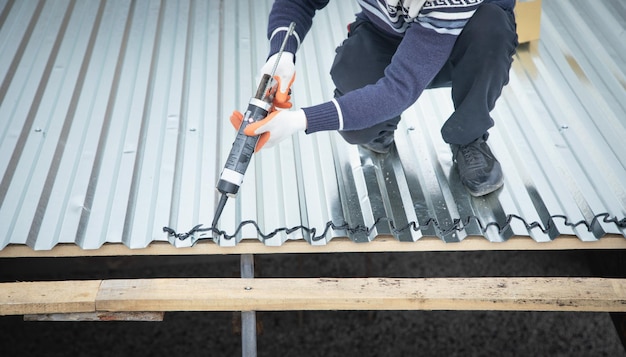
[0,280,100,315]
[2,235,626,257]
[3,278,625,316]
[96,277,626,313]
[23,312,164,321]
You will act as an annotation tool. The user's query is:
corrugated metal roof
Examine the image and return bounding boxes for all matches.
[0,0,625,250]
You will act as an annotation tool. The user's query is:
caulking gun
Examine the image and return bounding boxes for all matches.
[211,22,296,236]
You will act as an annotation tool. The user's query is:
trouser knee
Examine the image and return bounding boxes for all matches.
[457,3,518,61]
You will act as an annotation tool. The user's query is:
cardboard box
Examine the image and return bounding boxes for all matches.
[515,0,542,43]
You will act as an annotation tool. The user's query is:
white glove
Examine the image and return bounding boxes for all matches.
[244,109,307,150]
[260,52,296,109]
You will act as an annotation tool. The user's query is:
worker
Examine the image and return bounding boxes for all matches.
[237,0,518,197]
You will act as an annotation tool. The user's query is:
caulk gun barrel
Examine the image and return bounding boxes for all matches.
[215,99,269,197]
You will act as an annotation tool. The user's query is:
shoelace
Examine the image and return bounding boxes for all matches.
[460,144,486,170]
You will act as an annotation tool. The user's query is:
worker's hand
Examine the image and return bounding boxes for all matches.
[260,52,295,109]
[244,109,307,151]
[229,110,270,152]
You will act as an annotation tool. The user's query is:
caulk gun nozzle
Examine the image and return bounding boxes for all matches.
[211,194,229,239]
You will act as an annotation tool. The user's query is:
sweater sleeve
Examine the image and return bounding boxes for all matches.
[267,0,330,58]
[304,24,458,133]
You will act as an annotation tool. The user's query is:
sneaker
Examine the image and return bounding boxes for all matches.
[451,137,504,197]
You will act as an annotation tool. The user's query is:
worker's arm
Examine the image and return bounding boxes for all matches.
[304,23,457,134]
[258,1,330,110]
[266,0,331,58]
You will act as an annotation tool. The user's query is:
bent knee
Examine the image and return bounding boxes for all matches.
[464,3,518,47]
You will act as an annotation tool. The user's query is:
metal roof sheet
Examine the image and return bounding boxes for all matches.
[0,0,625,250]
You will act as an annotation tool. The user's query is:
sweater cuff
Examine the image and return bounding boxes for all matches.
[269,28,300,59]
[303,101,340,134]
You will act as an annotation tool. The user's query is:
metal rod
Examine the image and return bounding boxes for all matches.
[261,22,296,101]
[240,254,256,357]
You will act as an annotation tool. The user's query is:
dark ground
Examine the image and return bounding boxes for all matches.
[1,249,625,356]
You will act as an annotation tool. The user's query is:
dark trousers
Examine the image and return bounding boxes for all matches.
[331,3,518,146]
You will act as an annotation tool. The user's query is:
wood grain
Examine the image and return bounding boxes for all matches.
[0,280,100,315]
[96,277,626,313]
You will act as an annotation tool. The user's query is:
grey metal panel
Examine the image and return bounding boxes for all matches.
[0,0,625,250]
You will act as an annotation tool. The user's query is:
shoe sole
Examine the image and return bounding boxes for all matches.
[359,144,391,154]
[466,178,504,197]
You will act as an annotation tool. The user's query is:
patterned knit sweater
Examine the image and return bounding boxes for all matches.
[267,0,515,134]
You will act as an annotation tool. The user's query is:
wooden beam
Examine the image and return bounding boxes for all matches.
[0,280,100,315]
[3,278,626,316]
[23,312,164,321]
[96,277,626,313]
[1,235,626,258]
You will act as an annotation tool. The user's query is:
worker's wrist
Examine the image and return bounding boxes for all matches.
[302,101,341,134]
[268,28,300,60]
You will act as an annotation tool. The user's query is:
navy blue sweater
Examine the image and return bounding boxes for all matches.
[267,0,516,133]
